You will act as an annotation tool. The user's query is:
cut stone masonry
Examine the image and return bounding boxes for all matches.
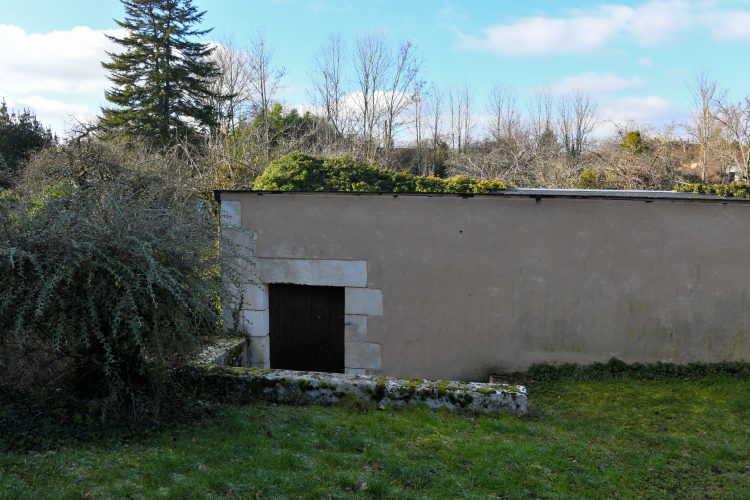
[222,200,383,374]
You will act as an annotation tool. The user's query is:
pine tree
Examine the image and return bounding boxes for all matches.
[0,99,56,188]
[101,0,220,143]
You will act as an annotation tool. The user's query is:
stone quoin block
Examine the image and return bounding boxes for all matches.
[345,342,382,370]
[222,229,252,257]
[345,288,383,315]
[224,283,267,310]
[345,315,368,342]
[242,309,269,337]
[221,200,242,228]
[250,258,367,288]
[221,306,237,332]
[249,335,270,367]
[242,283,269,310]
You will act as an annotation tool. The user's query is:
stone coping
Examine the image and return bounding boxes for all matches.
[192,337,526,415]
[215,188,750,204]
[194,337,249,367]
[188,364,527,415]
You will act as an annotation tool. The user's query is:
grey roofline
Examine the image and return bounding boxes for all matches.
[214,188,750,204]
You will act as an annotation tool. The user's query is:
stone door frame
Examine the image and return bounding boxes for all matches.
[222,200,383,375]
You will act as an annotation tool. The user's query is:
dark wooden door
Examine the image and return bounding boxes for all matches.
[269,284,345,373]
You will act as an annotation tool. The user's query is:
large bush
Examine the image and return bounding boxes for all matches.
[254,152,509,193]
[0,141,242,398]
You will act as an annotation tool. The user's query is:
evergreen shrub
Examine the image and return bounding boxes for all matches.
[254,152,509,193]
[674,183,750,198]
[0,141,243,399]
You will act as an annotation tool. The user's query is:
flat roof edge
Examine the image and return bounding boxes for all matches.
[213,188,750,204]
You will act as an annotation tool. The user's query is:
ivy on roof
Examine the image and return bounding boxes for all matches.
[674,183,750,198]
[253,152,508,194]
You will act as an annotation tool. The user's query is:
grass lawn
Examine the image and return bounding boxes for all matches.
[1,376,749,499]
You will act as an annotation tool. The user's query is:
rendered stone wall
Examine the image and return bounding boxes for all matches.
[220,191,750,381]
[221,200,383,374]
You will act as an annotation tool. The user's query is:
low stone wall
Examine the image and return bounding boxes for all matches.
[183,365,527,415]
[189,338,527,414]
[194,337,250,366]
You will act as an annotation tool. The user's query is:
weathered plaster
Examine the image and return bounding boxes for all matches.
[221,200,242,228]
[219,191,750,380]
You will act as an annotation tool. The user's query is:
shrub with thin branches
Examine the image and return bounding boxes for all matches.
[0,141,243,399]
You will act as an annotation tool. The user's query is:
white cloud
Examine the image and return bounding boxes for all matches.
[1,94,95,135]
[452,1,748,56]
[0,25,125,96]
[0,25,126,134]
[550,72,646,95]
[455,14,622,56]
[704,10,750,41]
[599,95,684,127]
[637,57,653,68]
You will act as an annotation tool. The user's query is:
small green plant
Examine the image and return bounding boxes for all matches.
[674,182,750,198]
[522,357,750,383]
[574,168,612,189]
[618,130,651,155]
[253,152,509,193]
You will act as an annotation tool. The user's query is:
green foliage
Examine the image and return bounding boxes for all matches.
[101,0,221,143]
[523,357,750,383]
[618,130,651,154]
[430,140,450,178]
[3,375,750,497]
[252,104,319,145]
[254,152,509,193]
[574,169,611,189]
[0,100,56,188]
[674,182,750,198]
[0,141,240,398]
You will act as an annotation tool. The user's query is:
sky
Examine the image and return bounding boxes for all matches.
[2,0,750,137]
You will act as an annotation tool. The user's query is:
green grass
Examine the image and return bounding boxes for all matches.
[1,377,749,499]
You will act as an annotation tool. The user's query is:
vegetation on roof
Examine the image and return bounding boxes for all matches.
[253,152,509,194]
[674,183,750,198]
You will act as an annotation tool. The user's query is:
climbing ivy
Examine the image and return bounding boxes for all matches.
[253,152,509,194]
[674,183,750,198]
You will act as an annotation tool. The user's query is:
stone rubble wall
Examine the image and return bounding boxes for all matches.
[194,337,250,367]
[192,335,527,415]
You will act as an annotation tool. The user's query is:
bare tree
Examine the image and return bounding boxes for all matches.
[483,82,533,184]
[487,82,523,144]
[527,87,556,146]
[684,69,718,182]
[248,28,286,167]
[448,83,460,151]
[461,81,476,153]
[426,82,444,176]
[557,90,598,163]
[309,32,348,137]
[351,30,390,152]
[382,39,422,155]
[448,80,475,153]
[408,80,427,175]
[205,37,254,135]
[714,91,750,181]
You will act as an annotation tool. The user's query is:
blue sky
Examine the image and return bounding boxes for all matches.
[2,0,750,136]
